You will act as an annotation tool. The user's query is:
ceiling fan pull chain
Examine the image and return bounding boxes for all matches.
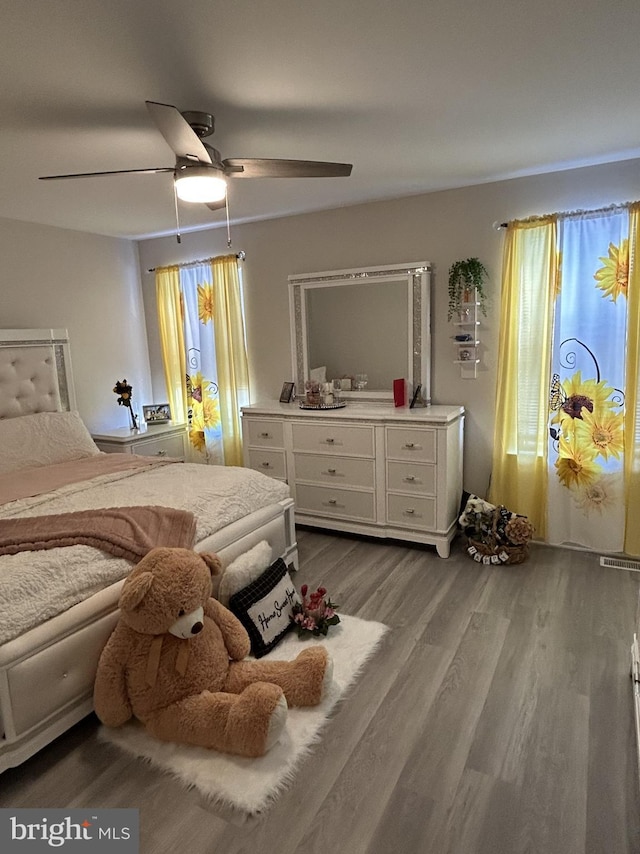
[173,182,182,244]
[225,193,232,248]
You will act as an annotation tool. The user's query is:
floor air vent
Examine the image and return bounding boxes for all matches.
[600,556,640,572]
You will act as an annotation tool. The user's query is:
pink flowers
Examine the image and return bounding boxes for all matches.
[291,584,340,637]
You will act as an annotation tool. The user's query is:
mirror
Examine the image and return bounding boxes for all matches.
[289,262,431,402]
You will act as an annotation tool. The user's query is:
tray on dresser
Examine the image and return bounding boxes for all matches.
[299,401,347,410]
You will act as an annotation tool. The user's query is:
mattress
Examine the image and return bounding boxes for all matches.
[0,461,290,644]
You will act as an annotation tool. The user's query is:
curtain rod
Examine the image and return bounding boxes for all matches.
[147,250,246,273]
[495,199,640,230]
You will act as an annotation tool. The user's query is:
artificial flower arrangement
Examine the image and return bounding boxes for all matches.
[113,379,139,430]
[291,584,340,638]
[458,493,534,565]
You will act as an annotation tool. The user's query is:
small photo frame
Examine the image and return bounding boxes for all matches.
[143,403,171,425]
[279,382,295,403]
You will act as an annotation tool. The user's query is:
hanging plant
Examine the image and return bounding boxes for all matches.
[447,257,489,321]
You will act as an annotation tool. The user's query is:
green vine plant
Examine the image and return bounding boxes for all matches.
[447,257,489,321]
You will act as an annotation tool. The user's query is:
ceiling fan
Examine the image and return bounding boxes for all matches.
[39,100,353,211]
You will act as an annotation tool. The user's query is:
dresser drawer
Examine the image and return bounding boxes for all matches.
[245,419,284,448]
[132,434,186,459]
[387,494,436,530]
[294,453,375,489]
[295,483,375,522]
[387,461,435,495]
[292,422,374,457]
[247,448,286,479]
[385,427,436,463]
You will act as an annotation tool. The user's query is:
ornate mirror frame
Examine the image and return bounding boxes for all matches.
[288,262,431,403]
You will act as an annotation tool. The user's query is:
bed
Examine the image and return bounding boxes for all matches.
[0,328,298,773]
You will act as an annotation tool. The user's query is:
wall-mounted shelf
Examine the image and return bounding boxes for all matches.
[451,290,481,379]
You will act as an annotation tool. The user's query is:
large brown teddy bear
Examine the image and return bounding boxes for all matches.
[94,547,332,757]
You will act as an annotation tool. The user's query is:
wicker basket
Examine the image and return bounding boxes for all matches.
[466,537,529,565]
[465,507,530,565]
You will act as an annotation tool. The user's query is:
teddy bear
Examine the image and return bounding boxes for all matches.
[93,546,332,758]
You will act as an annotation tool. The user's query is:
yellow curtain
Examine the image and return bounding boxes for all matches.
[155,266,188,424]
[624,203,640,555]
[210,255,250,466]
[488,217,557,537]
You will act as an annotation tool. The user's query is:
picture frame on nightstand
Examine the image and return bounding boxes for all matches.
[143,403,171,424]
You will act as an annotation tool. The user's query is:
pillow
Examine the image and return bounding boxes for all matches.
[0,410,100,475]
[309,366,327,384]
[228,558,300,658]
[218,540,273,607]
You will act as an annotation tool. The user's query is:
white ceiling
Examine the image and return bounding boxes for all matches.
[2,0,640,241]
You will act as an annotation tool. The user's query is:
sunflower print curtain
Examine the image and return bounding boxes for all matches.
[546,210,630,551]
[491,203,640,555]
[156,257,249,466]
[180,265,224,462]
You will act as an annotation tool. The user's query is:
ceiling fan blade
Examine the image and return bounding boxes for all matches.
[39,167,174,180]
[205,198,227,212]
[146,101,212,164]
[222,158,352,178]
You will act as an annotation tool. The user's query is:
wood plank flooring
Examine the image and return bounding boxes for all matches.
[1,529,639,854]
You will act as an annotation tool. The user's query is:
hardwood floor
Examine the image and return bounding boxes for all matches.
[2,529,639,853]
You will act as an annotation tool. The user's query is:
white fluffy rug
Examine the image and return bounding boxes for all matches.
[99,614,389,819]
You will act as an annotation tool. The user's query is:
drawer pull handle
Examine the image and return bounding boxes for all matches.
[325,438,335,444]
[261,462,271,468]
[328,498,337,505]
[156,449,167,456]
[404,442,415,449]
[327,468,337,475]
[405,508,416,515]
[260,432,270,438]
[404,475,416,482]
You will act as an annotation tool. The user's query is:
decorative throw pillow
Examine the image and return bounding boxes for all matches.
[228,558,300,658]
[217,540,273,607]
[0,410,100,474]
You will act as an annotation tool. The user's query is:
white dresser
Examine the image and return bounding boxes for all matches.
[241,402,464,557]
[91,423,188,461]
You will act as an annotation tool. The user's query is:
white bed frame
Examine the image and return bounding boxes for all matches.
[0,329,298,773]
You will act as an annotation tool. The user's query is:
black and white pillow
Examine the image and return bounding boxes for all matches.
[228,558,300,658]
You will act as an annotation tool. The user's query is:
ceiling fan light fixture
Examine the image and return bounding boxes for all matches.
[174,166,227,203]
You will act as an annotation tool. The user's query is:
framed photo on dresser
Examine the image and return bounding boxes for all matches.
[279,382,295,403]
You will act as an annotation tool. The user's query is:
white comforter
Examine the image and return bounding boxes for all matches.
[0,463,290,644]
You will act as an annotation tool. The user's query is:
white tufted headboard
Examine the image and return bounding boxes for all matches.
[0,328,77,420]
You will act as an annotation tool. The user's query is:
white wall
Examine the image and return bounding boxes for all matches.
[0,216,151,432]
[143,157,640,498]
[2,157,637,498]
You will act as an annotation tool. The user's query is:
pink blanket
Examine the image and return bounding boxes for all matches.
[0,505,197,563]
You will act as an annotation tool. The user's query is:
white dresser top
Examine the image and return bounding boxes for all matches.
[241,401,464,424]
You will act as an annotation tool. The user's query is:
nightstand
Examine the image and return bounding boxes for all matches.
[91,423,188,461]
